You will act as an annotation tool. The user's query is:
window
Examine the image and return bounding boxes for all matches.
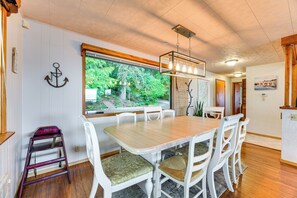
[82,45,172,116]
[197,79,210,107]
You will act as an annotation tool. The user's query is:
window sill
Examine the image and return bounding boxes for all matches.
[0,132,15,145]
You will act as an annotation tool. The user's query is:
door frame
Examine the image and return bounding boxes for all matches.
[232,82,242,115]
[215,79,226,109]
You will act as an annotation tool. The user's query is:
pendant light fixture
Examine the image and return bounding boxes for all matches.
[159,25,206,78]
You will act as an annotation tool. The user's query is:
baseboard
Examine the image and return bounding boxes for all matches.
[247,132,282,140]
[280,159,297,167]
[243,142,281,151]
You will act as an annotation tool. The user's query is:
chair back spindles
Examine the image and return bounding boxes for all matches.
[185,130,215,185]
[207,113,243,198]
[203,106,224,119]
[80,115,111,188]
[116,112,137,125]
[162,109,175,118]
[144,106,163,121]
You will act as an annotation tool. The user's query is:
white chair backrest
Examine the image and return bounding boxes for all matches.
[211,114,243,166]
[185,130,215,185]
[162,109,175,118]
[80,115,111,187]
[235,118,250,150]
[116,112,137,125]
[144,106,163,121]
[203,106,224,119]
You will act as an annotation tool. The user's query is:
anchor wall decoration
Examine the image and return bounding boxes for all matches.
[44,63,69,88]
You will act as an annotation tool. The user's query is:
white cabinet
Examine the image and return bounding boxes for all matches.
[281,109,297,163]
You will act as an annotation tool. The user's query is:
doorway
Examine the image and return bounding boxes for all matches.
[215,79,225,109]
[232,82,242,114]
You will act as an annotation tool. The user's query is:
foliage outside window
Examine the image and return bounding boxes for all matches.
[84,56,171,115]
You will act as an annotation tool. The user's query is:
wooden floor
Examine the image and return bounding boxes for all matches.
[22,143,297,198]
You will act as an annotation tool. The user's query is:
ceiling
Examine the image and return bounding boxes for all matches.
[22,0,297,74]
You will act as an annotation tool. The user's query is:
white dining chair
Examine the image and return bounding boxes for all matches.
[116,112,137,153]
[207,114,243,198]
[116,112,137,125]
[80,115,153,198]
[162,109,175,119]
[203,106,224,119]
[231,118,250,184]
[144,106,163,121]
[156,130,215,198]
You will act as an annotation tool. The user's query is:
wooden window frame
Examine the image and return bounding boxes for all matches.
[81,43,173,118]
[0,7,7,134]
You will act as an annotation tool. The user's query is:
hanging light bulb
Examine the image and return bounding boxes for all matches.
[188,67,193,74]
[182,64,187,72]
[109,80,112,85]
[128,82,131,86]
[168,60,173,69]
[124,82,127,85]
[176,62,180,71]
[114,81,117,85]
[119,81,122,85]
[194,68,198,75]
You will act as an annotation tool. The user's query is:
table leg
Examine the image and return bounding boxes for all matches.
[152,151,162,198]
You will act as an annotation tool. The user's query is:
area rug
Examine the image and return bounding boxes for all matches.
[113,164,247,198]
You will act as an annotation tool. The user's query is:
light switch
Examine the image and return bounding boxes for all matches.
[290,114,297,121]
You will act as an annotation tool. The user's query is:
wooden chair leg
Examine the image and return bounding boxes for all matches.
[145,178,153,198]
[231,155,237,184]
[207,170,217,198]
[223,162,234,192]
[89,175,98,198]
[238,149,243,174]
[202,176,207,198]
[184,185,189,198]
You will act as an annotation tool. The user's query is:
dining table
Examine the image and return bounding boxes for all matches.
[104,116,221,197]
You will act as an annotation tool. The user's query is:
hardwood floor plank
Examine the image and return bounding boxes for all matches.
[22,143,297,198]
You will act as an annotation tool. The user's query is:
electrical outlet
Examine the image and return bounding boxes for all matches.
[74,145,80,152]
[290,114,297,121]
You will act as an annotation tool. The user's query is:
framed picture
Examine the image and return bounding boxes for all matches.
[254,75,277,90]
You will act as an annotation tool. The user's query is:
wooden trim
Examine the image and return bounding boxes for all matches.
[243,142,281,151]
[280,159,297,167]
[247,131,282,140]
[81,50,86,116]
[281,34,297,46]
[0,131,14,145]
[284,45,291,106]
[232,82,242,115]
[81,43,173,118]
[81,43,160,67]
[100,150,119,159]
[0,7,7,134]
[215,79,226,109]
[280,106,297,110]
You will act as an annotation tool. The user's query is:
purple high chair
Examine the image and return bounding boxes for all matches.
[18,126,71,197]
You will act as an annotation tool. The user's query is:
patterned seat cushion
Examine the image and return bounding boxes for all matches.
[175,143,209,157]
[159,155,203,182]
[102,152,153,185]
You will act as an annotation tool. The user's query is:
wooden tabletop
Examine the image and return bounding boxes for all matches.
[104,116,220,155]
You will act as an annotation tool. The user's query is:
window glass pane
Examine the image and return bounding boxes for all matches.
[85,56,171,115]
[198,80,209,107]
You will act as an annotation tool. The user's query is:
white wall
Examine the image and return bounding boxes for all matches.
[189,72,231,116]
[22,19,162,165]
[0,13,23,198]
[246,62,284,138]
